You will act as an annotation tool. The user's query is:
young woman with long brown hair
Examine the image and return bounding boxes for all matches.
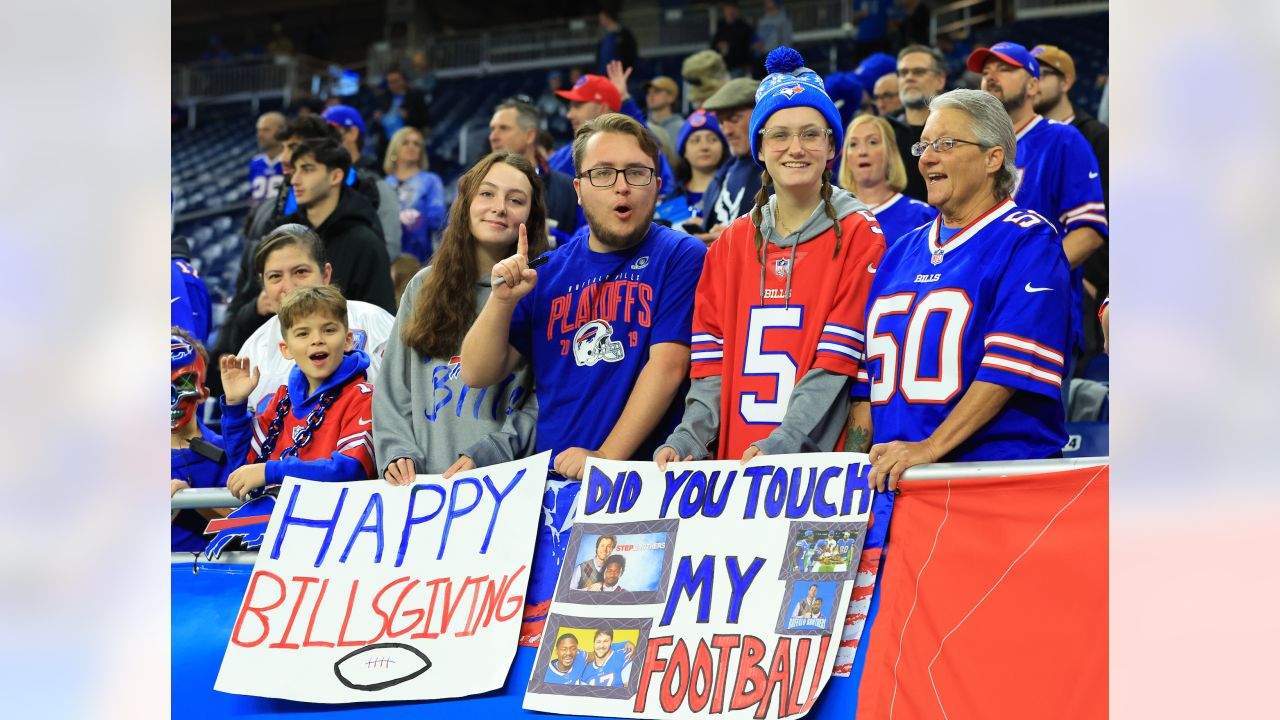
[373,151,549,482]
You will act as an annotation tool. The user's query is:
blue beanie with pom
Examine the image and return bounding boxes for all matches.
[749,46,844,169]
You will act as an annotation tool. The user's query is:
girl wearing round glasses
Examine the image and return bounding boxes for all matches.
[838,114,936,248]
[374,151,548,484]
[655,47,886,466]
[855,89,1072,492]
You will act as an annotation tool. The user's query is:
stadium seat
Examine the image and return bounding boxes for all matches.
[1062,421,1108,458]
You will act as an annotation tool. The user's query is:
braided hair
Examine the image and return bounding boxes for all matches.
[749,165,844,263]
[819,167,842,258]
[749,168,775,265]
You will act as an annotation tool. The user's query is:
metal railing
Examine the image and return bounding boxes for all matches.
[931,0,1003,43]
[1013,0,1108,20]
[172,456,1109,563]
[172,54,344,128]
[172,457,1108,513]
[370,0,855,81]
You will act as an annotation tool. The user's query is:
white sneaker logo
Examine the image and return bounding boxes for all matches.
[1088,171,1099,179]
[1024,283,1052,293]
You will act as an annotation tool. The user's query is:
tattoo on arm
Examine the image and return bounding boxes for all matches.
[844,424,871,453]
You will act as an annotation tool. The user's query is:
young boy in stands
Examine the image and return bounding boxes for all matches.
[220,285,377,500]
[171,328,230,552]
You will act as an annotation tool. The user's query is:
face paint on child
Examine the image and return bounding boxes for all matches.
[171,334,207,429]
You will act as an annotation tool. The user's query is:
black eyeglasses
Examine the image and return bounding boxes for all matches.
[579,166,656,187]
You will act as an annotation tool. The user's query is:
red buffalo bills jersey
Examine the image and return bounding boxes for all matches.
[852,199,1070,461]
[690,209,885,458]
[223,352,377,484]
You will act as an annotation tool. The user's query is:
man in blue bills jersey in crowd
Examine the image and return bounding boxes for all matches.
[969,41,1106,376]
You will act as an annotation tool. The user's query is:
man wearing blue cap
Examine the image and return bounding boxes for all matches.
[323,104,403,263]
[969,40,1107,385]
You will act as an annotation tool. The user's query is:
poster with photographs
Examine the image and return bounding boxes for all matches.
[523,453,893,719]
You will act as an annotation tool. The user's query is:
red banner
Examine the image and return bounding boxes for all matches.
[857,465,1108,719]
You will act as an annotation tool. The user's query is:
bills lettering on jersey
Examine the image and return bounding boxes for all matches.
[854,199,1070,462]
[425,366,524,423]
[688,209,883,458]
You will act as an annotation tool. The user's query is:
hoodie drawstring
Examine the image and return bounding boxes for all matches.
[757,225,802,308]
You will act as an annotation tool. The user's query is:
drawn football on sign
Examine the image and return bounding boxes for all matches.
[333,643,432,691]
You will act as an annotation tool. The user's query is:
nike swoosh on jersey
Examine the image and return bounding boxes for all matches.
[1088,171,1099,179]
[867,263,877,273]
[1024,283,1053,293]
[358,418,373,426]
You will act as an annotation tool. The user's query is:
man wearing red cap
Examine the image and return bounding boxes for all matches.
[1031,43,1109,373]
[968,40,1106,388]
[546,63,676,193]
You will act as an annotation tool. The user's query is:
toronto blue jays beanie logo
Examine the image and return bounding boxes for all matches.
[749,47,844,168]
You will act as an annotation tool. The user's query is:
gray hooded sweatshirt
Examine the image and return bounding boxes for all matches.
[660,187,872,459]
[373,266,537,475]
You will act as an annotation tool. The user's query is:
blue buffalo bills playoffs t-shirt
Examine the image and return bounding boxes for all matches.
[510,222,707,460]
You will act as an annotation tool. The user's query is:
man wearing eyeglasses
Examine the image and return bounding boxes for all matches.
[873,73,903,119]
[890,45,950,201]
[461,113,706,647]
[463,112,706,482]
[969,41,1106,386]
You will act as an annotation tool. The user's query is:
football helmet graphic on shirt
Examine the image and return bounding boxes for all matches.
[573,320,625,367]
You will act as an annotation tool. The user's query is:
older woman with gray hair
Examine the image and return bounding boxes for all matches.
[846,89,1072,491]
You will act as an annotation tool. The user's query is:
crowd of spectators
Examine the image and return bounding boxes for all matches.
[173,7,1110,644]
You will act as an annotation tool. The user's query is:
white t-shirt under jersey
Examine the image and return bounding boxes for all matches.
[238,299,395,413]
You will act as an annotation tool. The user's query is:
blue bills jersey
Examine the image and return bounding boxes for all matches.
[578,649,632,687]
[1013,115,1107,238]
[1013,115,1107,351]
[852,199,1070,461]
[248,153,284,205]
[543,653,585,685]
[867,192,937,250]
